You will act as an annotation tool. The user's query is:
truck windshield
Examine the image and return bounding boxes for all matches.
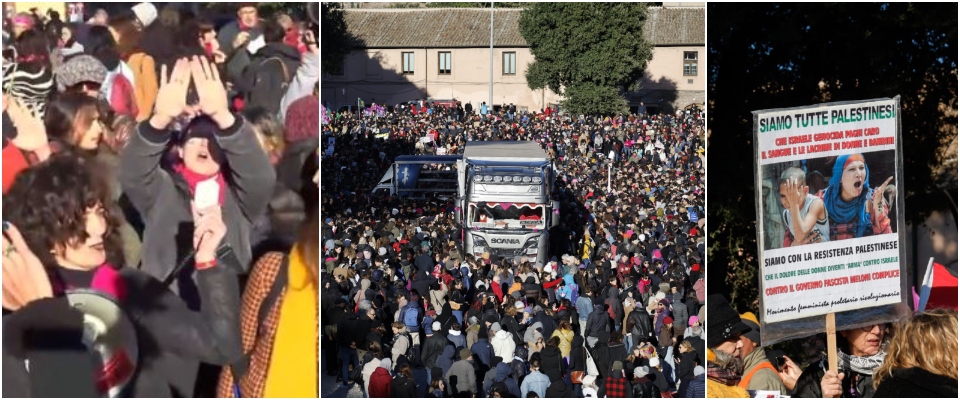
[469,203,546,229]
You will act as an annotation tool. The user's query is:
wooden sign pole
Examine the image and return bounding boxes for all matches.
[826,312,838,373]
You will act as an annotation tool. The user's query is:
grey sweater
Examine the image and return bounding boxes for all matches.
[119,116,275,287]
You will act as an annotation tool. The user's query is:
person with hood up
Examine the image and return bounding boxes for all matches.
[367,358,393,398]
[524,320,544,357]
[585,298,609,348]
[445,348,477,397]
[545,379,575,398]
[568,335,587,396]
[520,358,551,398]
[435,344,456,378]
[539,336,567,382]
[491,322,517,361]
[471,326,495,368]
[483,362,526,397]
[557,273,579,303]
[522,275,542,302]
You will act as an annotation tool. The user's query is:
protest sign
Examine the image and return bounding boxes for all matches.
[752,97,910,345]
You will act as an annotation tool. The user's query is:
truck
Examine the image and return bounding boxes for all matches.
[456,141,558,266]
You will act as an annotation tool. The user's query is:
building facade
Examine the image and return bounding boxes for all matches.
[322,5,705,113]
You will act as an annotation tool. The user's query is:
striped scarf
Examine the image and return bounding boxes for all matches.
[707,362,741,386]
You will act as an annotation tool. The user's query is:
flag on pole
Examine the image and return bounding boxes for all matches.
[358,98,365,108]
[918,257,958,311]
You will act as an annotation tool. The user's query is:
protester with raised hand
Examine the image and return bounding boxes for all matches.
[3,95,53,194]
[119,56,274,294]
[2,153,242,397]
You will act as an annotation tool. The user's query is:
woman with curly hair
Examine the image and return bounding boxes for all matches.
[872,309,957,398]
[1,153,242,397]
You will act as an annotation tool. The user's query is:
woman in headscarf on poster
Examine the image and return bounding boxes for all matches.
[816,154,893,241]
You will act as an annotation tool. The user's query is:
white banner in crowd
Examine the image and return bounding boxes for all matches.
[752,97,909,343]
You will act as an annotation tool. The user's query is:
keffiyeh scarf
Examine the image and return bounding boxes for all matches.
[832,348,887,375]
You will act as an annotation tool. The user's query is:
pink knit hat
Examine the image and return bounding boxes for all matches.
[284,95,319,144]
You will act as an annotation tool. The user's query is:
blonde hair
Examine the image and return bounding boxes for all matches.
[873,309,958,388]
[679,340,693,353]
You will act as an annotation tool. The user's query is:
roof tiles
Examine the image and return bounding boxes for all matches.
[343,6,704,48]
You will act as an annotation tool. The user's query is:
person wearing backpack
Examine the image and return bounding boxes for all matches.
[237,20,299,117]
[399,297,422,344]
[485,362,521,398]
[216,212,318,397]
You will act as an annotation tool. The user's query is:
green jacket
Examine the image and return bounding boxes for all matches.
[741,347,787,394]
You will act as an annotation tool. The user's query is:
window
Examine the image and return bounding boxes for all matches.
[683,51,698,76]
[402,52,415,74]
[503,52,516,75]
[438,51,452,75]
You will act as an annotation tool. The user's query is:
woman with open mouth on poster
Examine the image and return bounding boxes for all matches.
[816,153,894,241]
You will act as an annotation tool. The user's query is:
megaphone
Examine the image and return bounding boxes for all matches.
[65,289,139,397]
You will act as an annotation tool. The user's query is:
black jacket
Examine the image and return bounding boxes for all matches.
[675,351,697,381]
[538,345,566,383]
[627,308,653,340]
[522,276,541,301]
[336,311,363,347]
[595,342,627,380]
[631,376,662,398]
[391,374,419,398]
[2,249,241,398]
[585,304,609,338]
[568,335,586,372]
[873,367,957,398]
[422,333,449,369]
[794,358,876,398]
[238,43,300,116]
[545,379,574,397]
[499,314,525,346]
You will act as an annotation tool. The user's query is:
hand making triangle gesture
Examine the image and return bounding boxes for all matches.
[150,56,235,131]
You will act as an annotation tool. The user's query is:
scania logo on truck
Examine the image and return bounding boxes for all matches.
[491,238,521,245]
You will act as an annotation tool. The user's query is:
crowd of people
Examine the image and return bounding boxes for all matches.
[321,99,708,397]
[2,3,319,397]
[705,294,958,398]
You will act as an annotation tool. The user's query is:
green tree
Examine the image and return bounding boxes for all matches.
[321,2,350,75]
[519,3,654,115]
[707,3,958,314]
